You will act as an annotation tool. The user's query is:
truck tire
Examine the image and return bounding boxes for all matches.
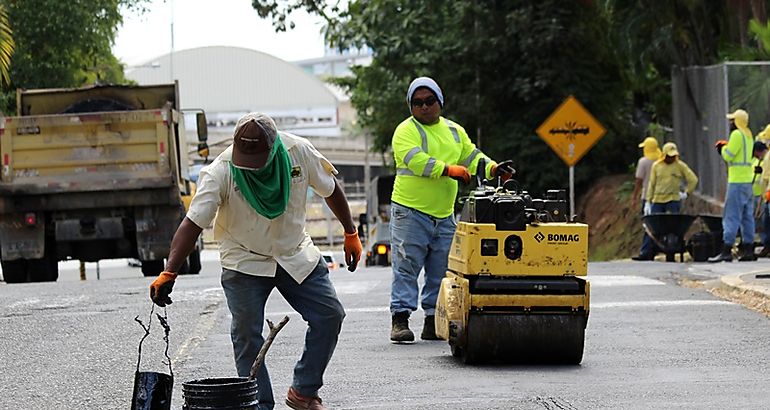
[1,260,28,283]
[141,260,165,277]
[28,256,58,282]
[178,259,190,275]
[187,249,202,275]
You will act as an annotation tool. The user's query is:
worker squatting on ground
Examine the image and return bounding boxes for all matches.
[149,113,363,410]
[631,137,662,261]
[389,76,513,343]
[711,109,756,263]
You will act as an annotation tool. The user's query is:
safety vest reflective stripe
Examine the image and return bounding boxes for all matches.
[461,148,481,167]
[725,131,752,166]
[398,118,461,177]
[727,131,752,167]
[444,119,460,143]
[410,118,430,152]
[397,158,437,177]
[403,147,421,166]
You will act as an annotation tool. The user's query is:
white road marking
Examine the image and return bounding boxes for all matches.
[333,281,379,295]
[593,300,733,309]
[588,275,665,287]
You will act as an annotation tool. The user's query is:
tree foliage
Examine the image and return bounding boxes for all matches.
[1,0,150,114]
[0,5,14,87]
[262,0,631,193]
[253,0,770,193]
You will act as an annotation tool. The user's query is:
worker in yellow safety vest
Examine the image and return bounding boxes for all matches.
[757,126,770,257]
[388,76,513,343]
[710,109,757,262]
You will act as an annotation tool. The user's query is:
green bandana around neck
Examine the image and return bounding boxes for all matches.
[230,135,291,219]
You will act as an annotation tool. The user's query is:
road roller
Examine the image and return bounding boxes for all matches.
[435,172,589,364]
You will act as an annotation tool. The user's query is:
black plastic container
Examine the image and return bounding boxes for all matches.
[182,377,259,410]
[132,371,173,410]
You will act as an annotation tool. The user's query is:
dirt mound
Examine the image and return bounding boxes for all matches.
[576,174,641,261]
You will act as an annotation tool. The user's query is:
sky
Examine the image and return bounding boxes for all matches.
[112,0,328,66]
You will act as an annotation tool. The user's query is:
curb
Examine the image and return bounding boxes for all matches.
[719,269,770,298]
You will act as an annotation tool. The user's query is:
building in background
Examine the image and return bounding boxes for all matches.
[126,46,386,245]
[295,46,373,79]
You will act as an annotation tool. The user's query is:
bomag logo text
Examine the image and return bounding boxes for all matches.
[547,234,579,242]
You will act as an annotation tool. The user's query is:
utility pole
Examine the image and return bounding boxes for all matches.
[170,0,175,81]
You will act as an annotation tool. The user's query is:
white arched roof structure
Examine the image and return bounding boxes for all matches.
[126,46,338,113]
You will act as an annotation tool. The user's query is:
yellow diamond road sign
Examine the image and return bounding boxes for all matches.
[536,95,606,167]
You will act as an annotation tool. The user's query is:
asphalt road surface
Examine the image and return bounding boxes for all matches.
[1,252,769,409]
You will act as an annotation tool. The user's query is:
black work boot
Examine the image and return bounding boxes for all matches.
[390,311,414,343]
[738,243,757,262]
[420,315,440,340]
[708,245,733,263]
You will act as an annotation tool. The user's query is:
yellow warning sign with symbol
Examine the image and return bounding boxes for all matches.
[536,95,606,166]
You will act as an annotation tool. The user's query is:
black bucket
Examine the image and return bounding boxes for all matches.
[182,377,259,410]
[131,371,173,410]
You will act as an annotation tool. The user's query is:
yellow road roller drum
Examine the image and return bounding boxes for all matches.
[435,179,589,364]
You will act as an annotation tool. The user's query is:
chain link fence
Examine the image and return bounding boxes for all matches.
[672,62,770,202]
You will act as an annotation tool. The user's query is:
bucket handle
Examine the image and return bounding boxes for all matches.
[134,303,173,377]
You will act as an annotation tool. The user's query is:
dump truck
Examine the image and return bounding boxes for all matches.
[435,161,589,364]
[0,83,208,283]
[359,174,394,266]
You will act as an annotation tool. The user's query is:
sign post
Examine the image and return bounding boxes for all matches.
[536,95,606,218]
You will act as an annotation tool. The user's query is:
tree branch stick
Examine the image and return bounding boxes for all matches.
[248,315,290,381]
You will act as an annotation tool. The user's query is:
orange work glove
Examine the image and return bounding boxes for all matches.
[715,140,728,155]
[445,165,471,184]
[765,190,770,202]
[491,160,515,182]
[343,231,363,272]
[149,271,178,307]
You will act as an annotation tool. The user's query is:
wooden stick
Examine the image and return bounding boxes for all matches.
[248,315,290,381]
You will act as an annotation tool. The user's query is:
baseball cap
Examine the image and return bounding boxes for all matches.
[662,142,679,157]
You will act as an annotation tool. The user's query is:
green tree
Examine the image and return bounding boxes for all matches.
[257,0,632,194]
[600,0,731,130]
[0,5,14,87]
[1,0,149,113]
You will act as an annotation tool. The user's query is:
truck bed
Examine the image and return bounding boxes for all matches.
[0,109,175,196]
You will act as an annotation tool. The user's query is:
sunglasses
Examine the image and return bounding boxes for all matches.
[411,96,437,108]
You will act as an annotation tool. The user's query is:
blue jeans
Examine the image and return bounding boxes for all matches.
[220,258,345,410]
[639,200,655,256]
[651,200,681,214]
[760,203,770,247]
[722,183,754,246]
[389,202,456,315]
